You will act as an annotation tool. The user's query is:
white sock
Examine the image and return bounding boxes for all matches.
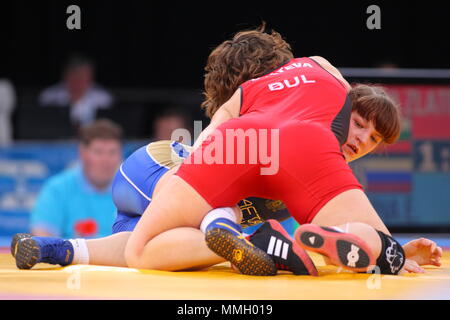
[68,239,90,265]
[200,207,237,233]
[331,226,345,233]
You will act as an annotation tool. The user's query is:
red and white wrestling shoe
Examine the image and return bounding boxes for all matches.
[294,224,376,273]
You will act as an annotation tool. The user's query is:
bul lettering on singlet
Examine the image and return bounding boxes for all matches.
[268,75,316,91]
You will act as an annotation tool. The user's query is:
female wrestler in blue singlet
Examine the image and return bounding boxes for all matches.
[13,138,307,272]
[112,140,290,233]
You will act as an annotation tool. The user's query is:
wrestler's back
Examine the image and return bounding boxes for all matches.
[239,57,348,128]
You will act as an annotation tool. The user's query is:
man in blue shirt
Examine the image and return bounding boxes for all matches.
[30,119,123,239]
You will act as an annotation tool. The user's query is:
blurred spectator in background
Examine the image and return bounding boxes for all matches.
[0,79,16,146]
[38,53,113,129]
[152,108,189,141]
[374,60,399,70]
[30,119,123,238]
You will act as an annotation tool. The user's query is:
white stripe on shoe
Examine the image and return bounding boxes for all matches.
[274,239,282,257]
[266,236,290,260]
[282,242,289,260]
[267,236,276,255]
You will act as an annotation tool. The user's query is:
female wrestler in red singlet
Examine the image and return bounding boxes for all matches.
[123,41,419,275]
[181,56,359,225]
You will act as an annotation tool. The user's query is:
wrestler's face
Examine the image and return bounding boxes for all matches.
[343,111,383,162]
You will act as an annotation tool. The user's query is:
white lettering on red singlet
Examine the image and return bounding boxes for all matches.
[251,61,314,82]
[268,75,316,91]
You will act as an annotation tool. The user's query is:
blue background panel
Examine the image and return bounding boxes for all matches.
[411,173,450,225]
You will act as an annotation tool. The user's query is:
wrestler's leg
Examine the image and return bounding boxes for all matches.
[125,175,218,269]
[122,206,243,270]
[86,208,242,269]
[297,190,382,266]
[13,150,181,270]
[314,222,382,267]
[12,231,133,269]
[125,175,269,272]
[332,222,382,258]
[86,226,241,271]
[311,189,390,235]
[87,232,131,267]
[308,189,386,266]
[16,186,212,270]
[297,221,406,274]
[131,227,225,271]
[125,119,277,272]
[84,169,180,269]
[303,190,405,273]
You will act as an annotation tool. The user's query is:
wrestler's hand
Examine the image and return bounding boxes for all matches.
[400,258,425,274]
[403,238,442,267]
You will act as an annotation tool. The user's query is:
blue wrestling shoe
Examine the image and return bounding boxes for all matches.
[11,234,74,269]
[10,233,32,258]
[205,218,277,276]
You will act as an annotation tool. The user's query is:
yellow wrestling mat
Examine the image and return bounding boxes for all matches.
[1,250,450,300]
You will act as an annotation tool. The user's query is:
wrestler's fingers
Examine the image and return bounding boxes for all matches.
[430,257,442,267]
[404,260,425,274]
[430,242,437,254]
[420,238,432,246]
[436,246,443,258]
[430,261,441,267]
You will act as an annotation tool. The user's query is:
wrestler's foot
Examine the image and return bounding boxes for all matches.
[10,233,32,258]
[249,220,318,276]
[205,218,277,276]
[13,234,74,269]
[294,224,375,273]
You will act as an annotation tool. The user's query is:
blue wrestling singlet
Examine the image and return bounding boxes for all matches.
[111,140,191,233]
[111,140,293,234]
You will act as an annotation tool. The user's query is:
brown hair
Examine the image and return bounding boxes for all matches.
[349,84,401,144]
[78,119,123,146]
[202,23,294,118]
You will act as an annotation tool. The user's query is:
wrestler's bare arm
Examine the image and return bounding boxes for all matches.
[312,189,390,235]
